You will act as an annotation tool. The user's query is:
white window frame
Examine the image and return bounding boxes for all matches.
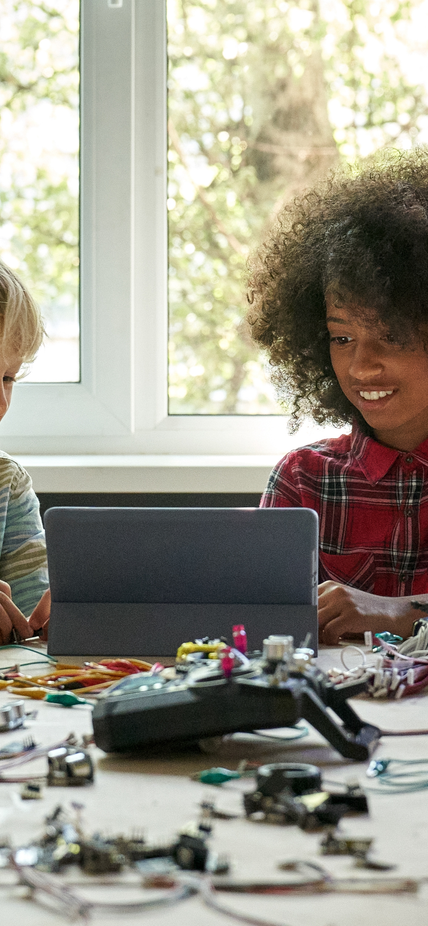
[0,0,338,483]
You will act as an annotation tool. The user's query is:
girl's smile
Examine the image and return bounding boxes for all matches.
[326,294,428,451]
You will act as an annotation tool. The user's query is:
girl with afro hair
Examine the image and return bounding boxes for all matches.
[247,147,428,643]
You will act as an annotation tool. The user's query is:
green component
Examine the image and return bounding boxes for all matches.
[45,691,91,707]
[367,758,391,777]
[373,632,403,651]
[196,767,242,785]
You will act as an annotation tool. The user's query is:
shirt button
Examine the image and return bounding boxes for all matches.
[399,572,409,581]
[405,455,414,463]
[405,508,413,517]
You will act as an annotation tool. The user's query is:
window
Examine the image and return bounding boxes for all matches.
[167,0,428,419]
[0,1,79,383]
[2,0,428,461]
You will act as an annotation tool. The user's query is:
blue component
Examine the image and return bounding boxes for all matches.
[366,759,391,778]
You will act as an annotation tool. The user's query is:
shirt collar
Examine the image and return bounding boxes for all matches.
[351,421,428,485]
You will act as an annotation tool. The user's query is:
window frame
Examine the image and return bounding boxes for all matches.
[0,0,329,461]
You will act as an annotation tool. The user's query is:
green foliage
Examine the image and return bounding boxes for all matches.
[0,0,79,352]
[1,1,428,400]
[167,0,428,414]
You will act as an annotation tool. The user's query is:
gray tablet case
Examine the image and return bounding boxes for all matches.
[45,506,318,658]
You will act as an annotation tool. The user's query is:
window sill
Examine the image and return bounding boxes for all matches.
[15,455,278,494]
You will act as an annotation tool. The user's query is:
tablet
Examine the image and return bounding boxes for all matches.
[45,506,318,659]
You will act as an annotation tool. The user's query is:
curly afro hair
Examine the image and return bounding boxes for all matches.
[246,147,428,431]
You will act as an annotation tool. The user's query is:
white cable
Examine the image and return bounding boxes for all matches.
[340,645,366,672]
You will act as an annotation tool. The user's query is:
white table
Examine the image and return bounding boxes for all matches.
[0,642,427,926]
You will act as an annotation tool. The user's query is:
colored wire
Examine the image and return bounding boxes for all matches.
[380,728,428,736]
[7,860,418,925]
[179,869,417,926]
[329,636,428,700]
[366,757,428,793]
[0,734,93,779]
[0,657,155,700]
[11,863,194,921]
[180,874,295,926]
[1,660,58,672]
[0,644,57,661]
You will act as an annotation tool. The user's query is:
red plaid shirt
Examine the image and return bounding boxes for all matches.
[260,423,428,597]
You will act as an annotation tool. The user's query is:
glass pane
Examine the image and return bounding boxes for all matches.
[167,0,428,415]
[0,0,79,382]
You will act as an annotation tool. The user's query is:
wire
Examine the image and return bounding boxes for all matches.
[12,863,194,921]
[180,873,295,926]
[0,774,46,783]
[329,634,428,700]
[179,868,418,926]
[1,660,58,672]
[340,645,367,671]
[1,658,155,699]
[366,757,428,793]
[252,725,309,742]
[0,738,71,775]
[0,644,57,661]
[7,859,419,925]
[380,728,428,736]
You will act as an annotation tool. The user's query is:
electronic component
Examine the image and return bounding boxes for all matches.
[0,736,36,759]
[0,700,26,732]
[319,831,395,871]
[232,625,247,655]
[79,838,123,874]
[20,781,43,800]
[255,762,321,796]
[366,756,428,793]
[320,832,373,857]
[329,631,428,700]
[47,746,94,786]
[8,804,227,878]
[199,800,238,821]
[92,636,380,760]
[243,762,368,829]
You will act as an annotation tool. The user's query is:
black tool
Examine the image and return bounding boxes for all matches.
[92,643,380,760]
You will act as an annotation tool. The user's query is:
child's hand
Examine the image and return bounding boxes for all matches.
[318,581,418,645]
[0,580,33,645]
[28,589,51,642]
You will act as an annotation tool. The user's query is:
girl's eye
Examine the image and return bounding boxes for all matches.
[330,335,352,346]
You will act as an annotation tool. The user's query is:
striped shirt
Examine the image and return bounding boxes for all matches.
[260,423,428,598]
[0,452,48,615]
